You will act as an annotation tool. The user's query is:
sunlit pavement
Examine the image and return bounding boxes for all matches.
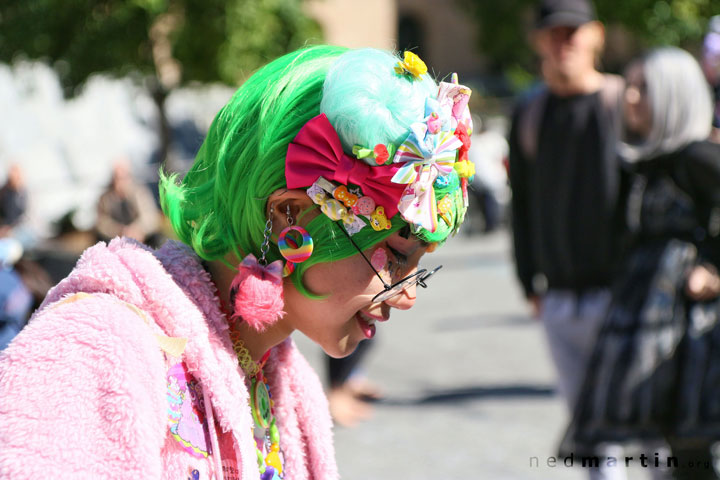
[294,229,581,479]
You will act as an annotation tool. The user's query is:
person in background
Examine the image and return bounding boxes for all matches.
[95,158,160,244]
[468,116,510,233]
[326,340,380,427]
[507,0,627,478]
[0,164,28,237]
[569,47,720,480]
[701,15,720,143]
[0,164,33,350]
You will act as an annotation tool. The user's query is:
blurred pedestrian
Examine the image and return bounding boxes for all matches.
[507,0,627,477]
[326,340,379,427]
[567,47,720,480]
[95,158,160,244]
[0,164,35,350]
[468,117,509,233]
[701,15,720,143]
[0,163,27,237]
[0,267,32,351]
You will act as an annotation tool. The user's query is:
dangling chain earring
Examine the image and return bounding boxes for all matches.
[278,204,314,277]
[258,205,274,266]
[228,203,285,331]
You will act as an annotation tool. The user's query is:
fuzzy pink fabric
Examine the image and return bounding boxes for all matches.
[0,238,338,479]
[230,258,285,331]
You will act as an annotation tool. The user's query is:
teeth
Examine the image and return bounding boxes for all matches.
[360,313,376,325]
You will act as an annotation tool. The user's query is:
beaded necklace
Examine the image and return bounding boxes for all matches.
[230,329,284,479]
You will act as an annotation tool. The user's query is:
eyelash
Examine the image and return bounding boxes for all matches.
[387,245,408,266]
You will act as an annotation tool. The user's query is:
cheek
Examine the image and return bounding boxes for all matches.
[370,248,387,271]
[301,257,378,302]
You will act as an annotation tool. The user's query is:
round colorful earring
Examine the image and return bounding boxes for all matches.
[278,226,313,263]
[278,205,313,276]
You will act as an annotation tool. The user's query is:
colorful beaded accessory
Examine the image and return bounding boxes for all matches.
[230,330,284,479]
[285,53,474,237]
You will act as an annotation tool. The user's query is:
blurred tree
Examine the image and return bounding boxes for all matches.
[0,0,322,166]
[461,0,717,91]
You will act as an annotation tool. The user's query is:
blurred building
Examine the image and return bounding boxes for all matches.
[306,0,486,81]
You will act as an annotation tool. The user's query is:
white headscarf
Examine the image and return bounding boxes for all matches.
[620,47,713,162]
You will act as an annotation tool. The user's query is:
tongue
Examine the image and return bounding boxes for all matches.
[358,317,376,339]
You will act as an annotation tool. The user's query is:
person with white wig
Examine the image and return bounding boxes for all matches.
[564,47,720,480]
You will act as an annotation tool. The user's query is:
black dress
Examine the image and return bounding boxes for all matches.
[566,141,720,449]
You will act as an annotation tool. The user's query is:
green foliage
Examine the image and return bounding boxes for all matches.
[220,0,323,83]
[598,0,715,47]
[0,1,155,93]
[461,0,717,88]
[0,0,322,95]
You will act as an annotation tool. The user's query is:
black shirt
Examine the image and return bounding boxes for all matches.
[509,88,624,296]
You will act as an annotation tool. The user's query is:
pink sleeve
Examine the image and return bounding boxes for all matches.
[0,294,168,478]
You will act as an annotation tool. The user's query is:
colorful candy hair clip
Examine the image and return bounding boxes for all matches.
[393,51,427,79]
[352,143,396,166]
[306,176,392,233]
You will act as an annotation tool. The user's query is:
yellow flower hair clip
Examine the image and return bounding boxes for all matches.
[394,51,427,79]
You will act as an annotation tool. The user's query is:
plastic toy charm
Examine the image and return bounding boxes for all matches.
[373,144,390,164]
[438,194,453,227]
[352,195,376,216]
[320,198,348,221]
[265,443,283,475]
[352,143,395,166]
[426,112,442,134]
[250,377,272,429]
[370,206,392,231]
[333,185,358,208]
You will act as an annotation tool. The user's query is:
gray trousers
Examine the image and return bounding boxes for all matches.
[540,289,671,480]
[540,289,611,411]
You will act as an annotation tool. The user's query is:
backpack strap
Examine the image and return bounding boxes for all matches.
[518,86,549,161]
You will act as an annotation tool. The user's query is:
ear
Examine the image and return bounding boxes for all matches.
[588,21,605,50]
[266,188,317,236]
[529,29,546,55]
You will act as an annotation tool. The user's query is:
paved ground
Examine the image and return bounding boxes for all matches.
[293,229,583,479]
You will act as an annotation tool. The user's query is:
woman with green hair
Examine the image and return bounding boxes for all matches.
[0,46,475,479]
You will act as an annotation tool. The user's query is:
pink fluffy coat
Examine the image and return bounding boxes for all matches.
[0,238,338,479]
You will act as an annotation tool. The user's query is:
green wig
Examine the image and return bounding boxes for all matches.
[160,45,469,296]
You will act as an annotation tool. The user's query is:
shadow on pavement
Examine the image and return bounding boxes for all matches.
[380,384,555,406]
[433,313,534,331]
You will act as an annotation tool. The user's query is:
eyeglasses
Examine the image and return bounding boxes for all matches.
[336,222,442,303]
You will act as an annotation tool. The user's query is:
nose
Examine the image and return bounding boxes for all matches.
[383,282,417,310]
[625,86,641,105]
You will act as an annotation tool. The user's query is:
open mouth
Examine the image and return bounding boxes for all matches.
[355,312,377,339]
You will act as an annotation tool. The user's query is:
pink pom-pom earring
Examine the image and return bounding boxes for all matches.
[229,204,286,331]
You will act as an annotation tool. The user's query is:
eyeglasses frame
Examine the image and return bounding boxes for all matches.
[335,221,442,302]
